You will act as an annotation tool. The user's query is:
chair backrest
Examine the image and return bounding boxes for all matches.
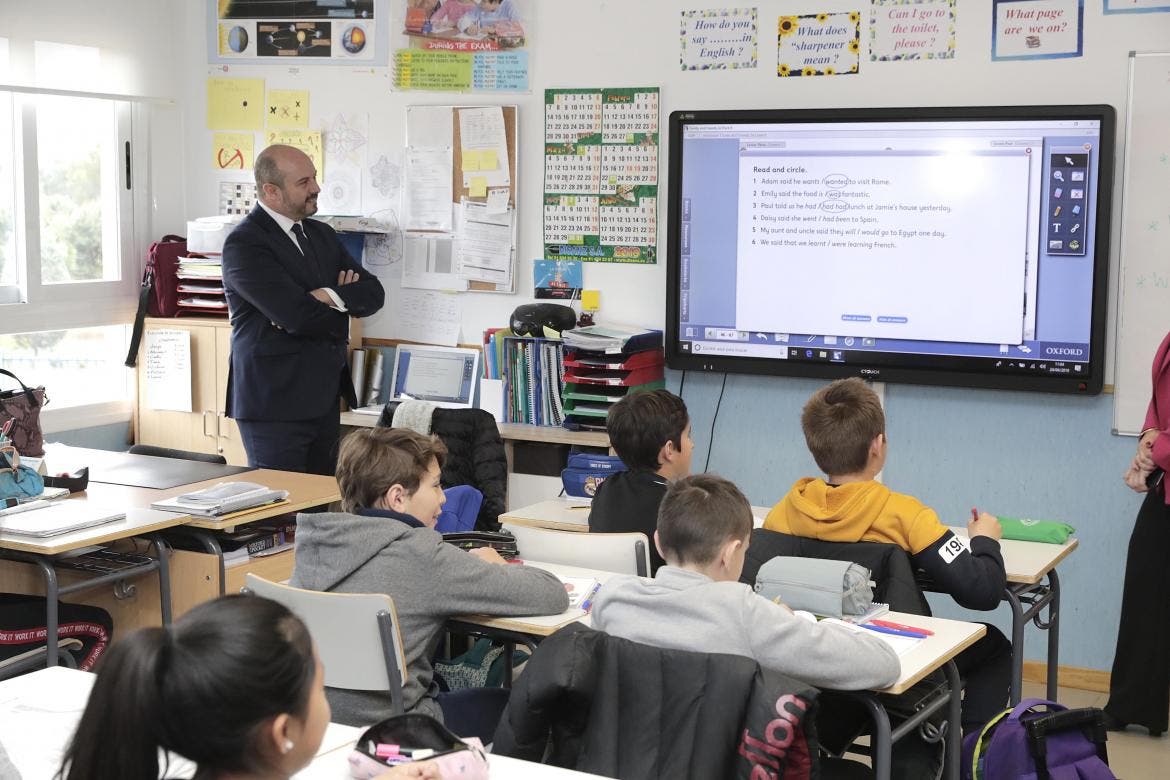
[503,523,651,576]
[128,444,227,465]
[243,574,407,713]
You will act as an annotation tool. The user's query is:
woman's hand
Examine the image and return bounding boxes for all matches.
[1136,430,1160,472]
[1124,464,1151,493]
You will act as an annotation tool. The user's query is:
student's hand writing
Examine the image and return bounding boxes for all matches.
[337,269,359,286]
[375,760,442,779]
[968,511,1002,541]
[469,547,508,565]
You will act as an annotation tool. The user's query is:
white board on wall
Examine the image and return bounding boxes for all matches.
[1113,52,1170,435]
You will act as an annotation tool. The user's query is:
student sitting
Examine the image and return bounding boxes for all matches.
[592,473,900,691]
[291,427,569,734]
[765,377,1012,733]
[588,389,693,574]
[58,594,438,780]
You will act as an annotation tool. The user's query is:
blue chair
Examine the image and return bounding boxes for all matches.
[436,485,483,533]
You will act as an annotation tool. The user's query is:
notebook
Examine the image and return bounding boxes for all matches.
[151,481,288,517]
[0,503,125,538]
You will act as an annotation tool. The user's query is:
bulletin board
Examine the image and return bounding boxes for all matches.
[404,104,518,293]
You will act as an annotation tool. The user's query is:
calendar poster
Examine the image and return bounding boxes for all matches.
[543,87,659,264]
[392,0,532,92]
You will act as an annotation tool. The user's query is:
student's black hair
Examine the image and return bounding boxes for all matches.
[605,389,690,472]
[57,594,315,780]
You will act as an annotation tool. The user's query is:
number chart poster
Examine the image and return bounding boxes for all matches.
[393,0,531,92]
[210,0,381,64]
[543,88,659,265]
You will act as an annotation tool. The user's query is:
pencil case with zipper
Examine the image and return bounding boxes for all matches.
[753,557,874,619]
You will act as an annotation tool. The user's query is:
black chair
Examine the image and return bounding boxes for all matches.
[128,444,227,465]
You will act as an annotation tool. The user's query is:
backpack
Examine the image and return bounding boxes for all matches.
[961,698,1116,780]
[560,452,627,498]
[125,235,187,367]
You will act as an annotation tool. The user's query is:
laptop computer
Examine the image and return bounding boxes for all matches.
[385,345,481,410]
[0,502,125,538]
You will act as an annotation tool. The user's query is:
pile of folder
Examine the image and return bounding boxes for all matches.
[502,336,565,426]
[176,255,227,316]
[562,330,665,432]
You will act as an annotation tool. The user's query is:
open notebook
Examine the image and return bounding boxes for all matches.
[0,503,124,538]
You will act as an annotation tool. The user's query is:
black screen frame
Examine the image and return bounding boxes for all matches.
[665,104,1116,395]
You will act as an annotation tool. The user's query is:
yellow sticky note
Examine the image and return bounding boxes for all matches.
[582,290,601,310]
[213,132,254,170]
[480,150,499,170]
[264,130,324,177]
[207,78,265,130]
[462,150,481,171]
[470,176,488,197]
[267,89,310,129]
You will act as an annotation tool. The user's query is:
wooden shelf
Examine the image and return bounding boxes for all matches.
[341,412,610,449]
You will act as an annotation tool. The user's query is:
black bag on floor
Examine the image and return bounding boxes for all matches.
[0,594,113,672]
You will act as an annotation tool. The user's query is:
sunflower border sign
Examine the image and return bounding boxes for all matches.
[777,12,862,77]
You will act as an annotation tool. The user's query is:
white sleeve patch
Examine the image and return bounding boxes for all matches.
[938,534,970,565]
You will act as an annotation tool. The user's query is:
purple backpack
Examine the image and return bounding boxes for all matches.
[961,698,1115,780]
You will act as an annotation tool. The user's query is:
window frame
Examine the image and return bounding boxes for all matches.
[0,83,161,427]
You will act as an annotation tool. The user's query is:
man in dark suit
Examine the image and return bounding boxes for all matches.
[222,144,385,474]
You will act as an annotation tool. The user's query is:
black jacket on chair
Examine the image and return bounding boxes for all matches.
[378,404,507,531]
[493,622,821,780]
[740,528,932,616]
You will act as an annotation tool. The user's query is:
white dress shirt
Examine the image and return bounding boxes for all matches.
[257,200,347,312]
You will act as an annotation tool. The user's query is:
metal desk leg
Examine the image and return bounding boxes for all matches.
[1005,587,1027,705]
[944,660,962,780]
[851,696,894,780]
[147,534,173,625]
[36,558,60,669]
[1044,570,1061,703]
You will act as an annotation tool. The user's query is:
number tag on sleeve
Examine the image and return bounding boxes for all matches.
[938,534,970,564]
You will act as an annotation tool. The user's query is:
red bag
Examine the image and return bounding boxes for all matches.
[146,234,186,317]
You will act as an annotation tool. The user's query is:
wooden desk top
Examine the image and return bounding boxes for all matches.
[948,526,1079,585]
[179,470,339,531]
[873,612,986,695]
[501,499,770,534]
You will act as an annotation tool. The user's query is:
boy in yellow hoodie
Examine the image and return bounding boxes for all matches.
[765,377,1012,734]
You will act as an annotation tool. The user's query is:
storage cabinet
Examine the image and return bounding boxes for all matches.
[136,318,247,464]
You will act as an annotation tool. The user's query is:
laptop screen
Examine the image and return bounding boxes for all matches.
[390,346,480,408]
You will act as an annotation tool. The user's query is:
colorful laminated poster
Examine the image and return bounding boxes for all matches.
[392,0,531,92]
[777,12,861,77]
[680,8,758,70]
[543,87,659,264]
[212,1,377,64]
[212,132,254,169]
[1103,0,1170,12]
[992,0,1084,60]
[534,259,583,300]
[869,0,956,61]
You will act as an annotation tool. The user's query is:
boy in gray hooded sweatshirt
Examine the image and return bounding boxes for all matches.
[290,427,569,732]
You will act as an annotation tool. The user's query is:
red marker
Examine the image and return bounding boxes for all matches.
[869,618,933,636]
[971,507,979,523]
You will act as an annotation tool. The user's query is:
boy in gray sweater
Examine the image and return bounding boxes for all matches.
[291,427,569,732]
[591,473,900,691]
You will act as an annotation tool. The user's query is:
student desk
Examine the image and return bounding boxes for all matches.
[455,561,982,780]
[0,487,184,676]
[948,526,1078,705]
[0,666,614,780]
[500,498,771,533]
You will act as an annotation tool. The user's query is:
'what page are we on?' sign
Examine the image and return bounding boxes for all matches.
[680,8,758,70]
[992,0,1084,61]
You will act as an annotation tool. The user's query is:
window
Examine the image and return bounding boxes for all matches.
[0,40,149,426]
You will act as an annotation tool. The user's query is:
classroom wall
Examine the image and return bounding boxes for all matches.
[165,2,1170,672]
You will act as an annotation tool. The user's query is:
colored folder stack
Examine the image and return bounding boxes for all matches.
[562,332,665,432]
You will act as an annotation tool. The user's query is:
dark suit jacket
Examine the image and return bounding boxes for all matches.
[222,205,384,421]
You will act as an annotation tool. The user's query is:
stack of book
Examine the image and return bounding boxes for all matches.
[168,517,298,568]
[501,335,565,426]
[562,327,664,431]
[151,481,289,517]
[176,254,227,316]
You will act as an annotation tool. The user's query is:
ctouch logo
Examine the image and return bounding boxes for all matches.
[737,693,810,779]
